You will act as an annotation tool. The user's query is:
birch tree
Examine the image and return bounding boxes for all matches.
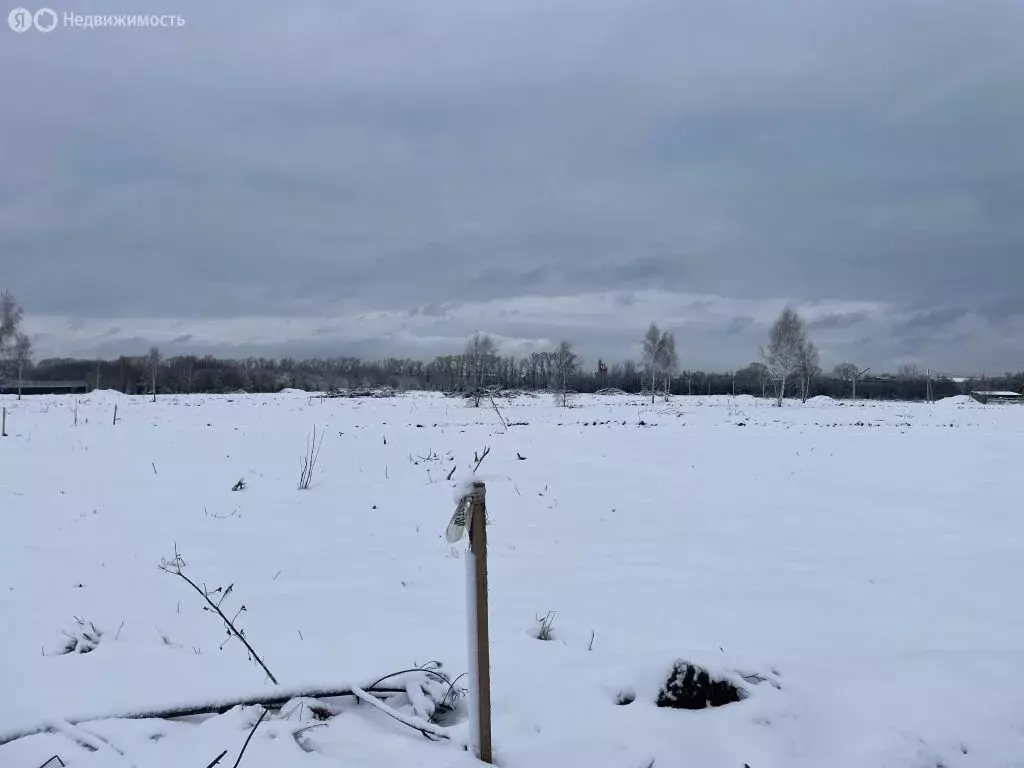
[12,332,31,399]
[642,323,662,402]
[641,323,678,403]
[761,306,807,407]
[0,290,24,359]
[1,291,27,389]
[634,325,675,403]
[795,339,820,403]
[659,331,678,401]
[148,346,161,401]
[553,340,579,407]
[463,333,497,405]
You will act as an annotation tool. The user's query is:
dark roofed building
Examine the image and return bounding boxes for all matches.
[0,380,89,395]
[969,391,1024,404]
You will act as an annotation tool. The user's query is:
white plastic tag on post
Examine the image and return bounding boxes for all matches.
[446,496,469,543]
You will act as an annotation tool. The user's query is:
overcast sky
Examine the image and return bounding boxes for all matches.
[2,0,1022,373]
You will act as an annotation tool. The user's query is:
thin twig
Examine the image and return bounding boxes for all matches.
[157,547,278,685]
[434,672,468,722]
[364,666,453,692]
[472,445,491,474]
[297,425,325,490]
[204,750,228,768]
[230,708,267,768]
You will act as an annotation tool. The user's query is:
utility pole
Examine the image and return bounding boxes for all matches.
[852,367,871,400]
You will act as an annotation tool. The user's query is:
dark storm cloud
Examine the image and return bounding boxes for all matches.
[806,312,869,331]
[891,308,971,338]
[979,296,1024,322]
[2,0,1023,370]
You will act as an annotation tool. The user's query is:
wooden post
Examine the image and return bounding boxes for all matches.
[465,482,492,763]
[113,404,118,425]
[1,407,6,437]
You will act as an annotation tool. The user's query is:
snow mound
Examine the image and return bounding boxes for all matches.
[278,388,308,395]
[935,395,976,407]
[81,389,128,404]
[807,395,835,404]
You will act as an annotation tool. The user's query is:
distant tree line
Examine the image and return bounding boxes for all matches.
[20,349,1023,402]
[3,292,1022,401]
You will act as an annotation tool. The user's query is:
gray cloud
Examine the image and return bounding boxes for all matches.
[724,317,755,335]
[807,312,869,331]
[891,308,970,338]
[2,0,1023,371]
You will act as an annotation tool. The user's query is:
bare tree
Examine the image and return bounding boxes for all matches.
[463,333,497,405]
[795,339,820,403]
[0,291,27,389]
[750,361,772,398]
[148,346,161,401]
[0,290,25,369]
[0,290,23,346]
[897,363,922,380]
[641,323,677,403]
[12,333,31,400]
[641,323,662,403]
[553,340,579,407]
[659,331,678,401]
[761,306,807,407]
[833,362,869,400]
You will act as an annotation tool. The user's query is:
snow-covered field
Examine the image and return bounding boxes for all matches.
[2,390,1024,768]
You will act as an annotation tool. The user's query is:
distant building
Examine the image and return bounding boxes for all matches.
[0,380,89,395]
[969,391,1024,405]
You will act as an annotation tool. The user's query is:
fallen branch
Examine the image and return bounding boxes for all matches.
[350,686,451,742]
[488,395,508,432]
[0,683,411,746]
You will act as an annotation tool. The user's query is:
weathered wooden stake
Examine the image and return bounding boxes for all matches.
[1,407,6,437]
[112,404,118,425]
[465,482,492,763]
